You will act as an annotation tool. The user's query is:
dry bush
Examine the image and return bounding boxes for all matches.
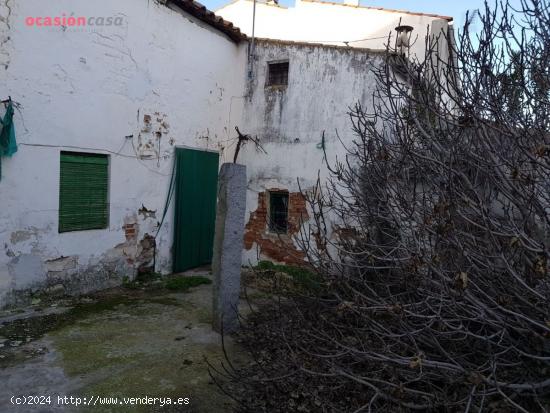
[214,1,550,411]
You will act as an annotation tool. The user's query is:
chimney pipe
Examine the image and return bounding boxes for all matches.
[395,24,414,55]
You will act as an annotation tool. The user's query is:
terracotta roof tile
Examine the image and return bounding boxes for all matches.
[166,0,246,42]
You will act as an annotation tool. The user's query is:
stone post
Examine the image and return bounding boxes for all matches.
[212,163,247,334]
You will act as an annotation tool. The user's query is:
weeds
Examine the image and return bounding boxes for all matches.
[165,276,212,291]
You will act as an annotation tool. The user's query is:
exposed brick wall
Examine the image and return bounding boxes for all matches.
[122,221,155,273]
[124,223,137,241]
[244,189,309,265]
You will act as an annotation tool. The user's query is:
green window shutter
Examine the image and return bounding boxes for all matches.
[59,152,109,233]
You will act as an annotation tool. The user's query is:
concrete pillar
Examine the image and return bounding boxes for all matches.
[212,163,247,334]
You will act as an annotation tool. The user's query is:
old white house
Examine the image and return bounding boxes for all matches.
[0,0,453,307]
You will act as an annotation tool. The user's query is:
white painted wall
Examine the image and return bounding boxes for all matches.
[0,0,453,305]
[217,0,453,61]
[238,40,382,264]
[0,0,248,306]
[215,0,456,265]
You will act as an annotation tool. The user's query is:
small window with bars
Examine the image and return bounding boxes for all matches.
[59,151,109,233]
[266,61,289,87]
[269,191,289,233]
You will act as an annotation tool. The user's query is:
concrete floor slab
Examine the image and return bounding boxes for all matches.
[0,273,245,413]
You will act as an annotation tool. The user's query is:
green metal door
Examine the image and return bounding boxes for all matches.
[173,147,219,272]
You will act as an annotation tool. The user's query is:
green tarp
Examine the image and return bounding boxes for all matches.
[0,101,17,180]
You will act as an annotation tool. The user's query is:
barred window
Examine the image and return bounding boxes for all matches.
[266,61,289,87]
[269,191,289,233]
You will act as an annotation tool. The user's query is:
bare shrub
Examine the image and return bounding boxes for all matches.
[214,1,550,411]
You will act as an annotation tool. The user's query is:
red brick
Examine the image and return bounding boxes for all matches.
[244,190,309,264]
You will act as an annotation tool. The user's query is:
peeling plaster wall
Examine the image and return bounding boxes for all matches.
[239,41,382,265]
[243,190,309,265]
[0,0,247,307]
[0,0,13,70]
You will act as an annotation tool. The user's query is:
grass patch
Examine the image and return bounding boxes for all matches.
[165,275,212,291]
[254,261,322,292]
[136,271,162,282]
[122,272,163,290]
[122,276,141,290]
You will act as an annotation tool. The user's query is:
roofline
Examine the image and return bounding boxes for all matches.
[165,0,246,42]
[300,0,453,22]
[218,0,453,22]
[214,0,239,12]
[215,0,287,12]
[255,37,387,54]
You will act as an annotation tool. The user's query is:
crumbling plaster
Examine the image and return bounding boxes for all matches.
[0,0,12,70]
[0,0,248,307]
[240,41,382,265]
[0,0,404,303]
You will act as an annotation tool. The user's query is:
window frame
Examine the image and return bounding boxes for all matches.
[265,60,290,88]
[268,190,289,234]
[58,151,110,233]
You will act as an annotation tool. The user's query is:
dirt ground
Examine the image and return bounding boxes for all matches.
[0,270,248,413]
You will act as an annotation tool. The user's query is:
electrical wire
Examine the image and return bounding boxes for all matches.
[19,141,174,176]
[312,35,389,44]
[267,34,390,45]
[152,154,177,272]
[18,142,173,160]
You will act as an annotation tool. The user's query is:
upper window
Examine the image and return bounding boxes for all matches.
[269,191,289,233]
[266,61,289,87]
[59,152,109,233]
